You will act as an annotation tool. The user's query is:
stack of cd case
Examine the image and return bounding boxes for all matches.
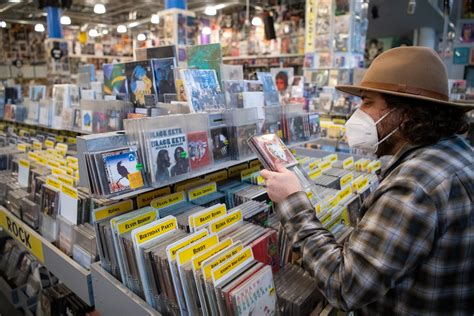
[73,223,97,269]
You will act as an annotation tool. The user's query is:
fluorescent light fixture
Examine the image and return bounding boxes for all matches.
[0,21,6,28]
[202,26,211,35]
[60,16,71,25]
[251,16,262,26]
[102,29,109,35]
[151,14,160,24]
[128,21,139,28]
[214,4,226,10]
[34,23,45,32]
[8,0,22,3]
[117,24,127,33]
[204,6,217,16]
[88,29,99,37]
[94,4,106,14]
[137,33,146,41]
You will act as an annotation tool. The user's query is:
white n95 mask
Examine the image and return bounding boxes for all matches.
[345,108,398,154]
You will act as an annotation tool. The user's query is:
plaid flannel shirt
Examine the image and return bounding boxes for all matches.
[277,136,474,315]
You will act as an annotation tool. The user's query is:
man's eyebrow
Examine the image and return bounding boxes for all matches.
[360,94,372,100]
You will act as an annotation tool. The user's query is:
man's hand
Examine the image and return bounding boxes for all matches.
[260,163,303,203]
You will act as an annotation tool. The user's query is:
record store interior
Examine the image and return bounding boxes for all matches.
[0,0,473,315]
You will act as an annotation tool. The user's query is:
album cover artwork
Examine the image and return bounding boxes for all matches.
[223,81,245,109]
[125,61,155,107]
[151,58,176,102]
[235,124,258,159]
[187,131,211,170]
[210,126,230,162]
[186,43,223,83]
[102,148,143,194]
[103,63,128,100]
[149,127,190,183]
[256,72,279,107]
[181,69,225,112]
[30,85,46,101]
[249,134,297,171]
[93,112,109,133]
[81,110,93,132]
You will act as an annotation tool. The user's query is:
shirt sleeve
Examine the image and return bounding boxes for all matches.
[277,178,437,311]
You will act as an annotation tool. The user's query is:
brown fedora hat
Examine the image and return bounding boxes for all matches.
[336,46,474,110]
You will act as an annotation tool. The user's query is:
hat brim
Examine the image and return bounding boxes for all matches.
[336,84,474,111]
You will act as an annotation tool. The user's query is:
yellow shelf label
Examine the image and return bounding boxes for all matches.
[27,152,38,161]
[177,234,219,265]
[52,167,66,177]
[0,208,44,262]
[45,140,55,148]
[33,142,42,150]
[323,153,338,163]
[343,157,354,169]
[322,196,339,212]
[55,143,68,155]
[340,173,354,188]
[58,174,75,187]
[117,210,158,235]
[367,160,382,174]
[168,230,208,261]
[332,118,346,125]
[204,170,228,183]
[135,217,177,246]
[94,200,134,222]
[66,156,78,165]
[240,166,261,180]
[309,168,322,180]
[212,247,253,283]
[337,186,353,202]
[228,163,248,178]
[46,176,62,190]
[150,192,185,210]
[67,137,77,144]
[192,239,233,271]
[55,135,65,143]
[249,160,262,168]
[190,204,227,229]
[209,210,242,233]
[17,143,28,152]
[61,184,78,200]
[308,159,322,170]
[47,160,60,169]
[19,158,30,169]
[137,187,171,208]
[188,183,217,201]
[318,160,331,171]
[203,244,243,280]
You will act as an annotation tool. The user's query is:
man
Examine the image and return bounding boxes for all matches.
[261,47,473,315]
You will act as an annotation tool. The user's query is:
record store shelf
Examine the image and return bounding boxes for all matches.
[0,207,94,306]
[90,262,161,316]
[0,118,92,135]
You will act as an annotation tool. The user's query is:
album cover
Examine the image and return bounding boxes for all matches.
[102,148,143,194]
[93,112,109,133]
[186,43,223,83]
[223,80,245,109]
[221,64,244,81]
[30,85,46,101]
[81,110,93,132]
[232,124,258,160]
[151,58,177,102]
[125,61,155,107]
[256,72,280,107]
[103,63,128,100]
[270,68,294,94]
[149,127,190,183]
[176,79,188,102]
[180,69,225,112]
[248,134,297,171]
[187,130,211,170]
[230,265,276,316]
[250,230,279,273]
[308,113,321,136]
[210,126,230,162]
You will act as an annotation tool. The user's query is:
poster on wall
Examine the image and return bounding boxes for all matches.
[453,47,470,64]
[461,23,474,43]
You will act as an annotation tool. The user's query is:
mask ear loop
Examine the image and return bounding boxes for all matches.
[371,108,400,151]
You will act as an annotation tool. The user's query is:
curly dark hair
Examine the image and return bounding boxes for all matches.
[382,94,470,146]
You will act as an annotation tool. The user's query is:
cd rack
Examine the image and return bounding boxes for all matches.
[0,206,94,306]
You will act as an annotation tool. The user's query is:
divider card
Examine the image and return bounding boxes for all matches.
[211,246,255,287]
[18,158,30,188]
[166,229,209,314]
[176,234,219,314]
[187,182,217,202]
[132,216,178,305]
[59,184,79,224]
[188,203,227,233]
[191,238,233,316]
[201,242,244,316]
[150,191,186,210]
[208,209,243,235]
[111,207,159,285]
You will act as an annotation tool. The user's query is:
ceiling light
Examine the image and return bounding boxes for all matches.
[151,14,160,24]
[214,4,226,10]
[60,16,71,25]
[88,29,99,37]
[251,16,262,26]
[8,0,22,3]
[137,33,146,41]
[202,26,211,35]
[128,21,139,28]
[117,24,127,33]
[34,23,45,32]
[102,29,109,35]
[204,6,217,16]
[94,4,106,14]
[0,21,6,28]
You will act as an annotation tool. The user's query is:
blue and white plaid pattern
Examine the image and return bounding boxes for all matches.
[277,136,474,315]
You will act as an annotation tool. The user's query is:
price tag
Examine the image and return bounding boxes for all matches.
[128,172,144,189]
